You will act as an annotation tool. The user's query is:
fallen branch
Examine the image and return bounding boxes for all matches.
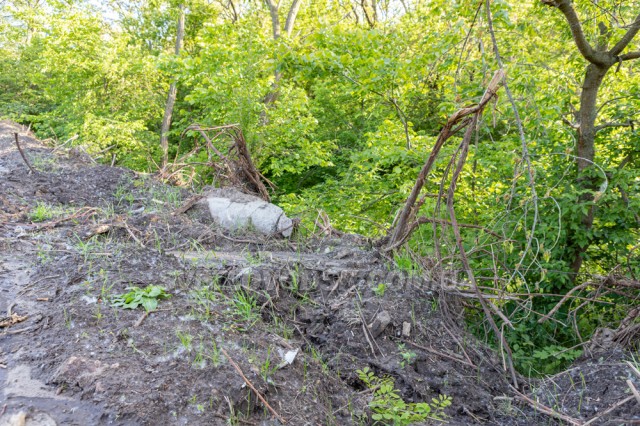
[582,395,635,426]
[414,216,504,239]
[32,207,97,229]
[134,311,150,328]
[626,361,640,380]
[442,322,476,367]
[510,386,582,426]
[220,347,286,424]
[173,194,205,215]
[3,325,37,335]
[0,312,28,328]
[118,221,146,248]
[14,132,37,174]
[627,380,640,405]
[358,307,381,358]
[384,69,504,250]
[402,339,475,368]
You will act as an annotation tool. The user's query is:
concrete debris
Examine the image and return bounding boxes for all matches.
[402,321,411,337]
[202,188,293,237]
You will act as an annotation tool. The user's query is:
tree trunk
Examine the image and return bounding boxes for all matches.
[541,0,640,279]
[566,64,608,276]
[160,4,186,169]
[265,0,281,40]
[262,0,304,111]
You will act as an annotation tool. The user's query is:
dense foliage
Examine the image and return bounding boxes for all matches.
[2,0,638,374]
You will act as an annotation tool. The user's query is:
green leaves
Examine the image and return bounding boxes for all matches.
[357,367,451,425]
[111,285,171,312]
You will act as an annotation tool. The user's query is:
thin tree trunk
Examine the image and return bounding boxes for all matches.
[262,0,304,111]
[566,64,608,276]
[265,0,281,40]
[284,0,303,37]
[160,4,186,169]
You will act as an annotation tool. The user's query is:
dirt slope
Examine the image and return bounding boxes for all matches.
[1,121,638,425]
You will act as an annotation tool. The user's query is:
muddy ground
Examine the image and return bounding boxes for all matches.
[0,120,638,425]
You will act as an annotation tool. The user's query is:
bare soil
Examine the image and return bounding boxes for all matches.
[1,120,638,425]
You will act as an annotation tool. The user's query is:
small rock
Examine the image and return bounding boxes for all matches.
[402,321,411,337]
[0,412,26,426]
[0,411,56,426]
[368,310,391,338]
[50,356,106,390]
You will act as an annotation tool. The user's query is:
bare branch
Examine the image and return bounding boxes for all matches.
[221,347,287,423]
[610,14,640,56]
[595,120,634,132]
[414,216,504,239]
[228,0,238,23]
[620,50,640,61]
[541,0,607,66]
[384,70,504,250]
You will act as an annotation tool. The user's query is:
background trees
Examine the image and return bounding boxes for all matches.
[1,0,638,374]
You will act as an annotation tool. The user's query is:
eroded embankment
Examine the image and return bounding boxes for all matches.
[1,120,638,425]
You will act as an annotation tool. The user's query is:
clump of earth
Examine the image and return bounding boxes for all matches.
[1,120,638,425]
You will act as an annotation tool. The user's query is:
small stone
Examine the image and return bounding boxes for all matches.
[402,321,411,337]
[368,310,392,338]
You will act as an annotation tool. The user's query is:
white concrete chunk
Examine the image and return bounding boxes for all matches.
[204,188,293,237]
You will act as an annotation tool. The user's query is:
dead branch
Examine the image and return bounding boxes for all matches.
[444,108,518,388]
[538,282,592,323]
[0,312,28,328]
[510,386,582,426]
[402,339,475,368]
[582,395,635,426]
[384,70,504,251]
[313,210,344,237]
[220,347,286,424]
[627,380,640,405]
[414,216,504,239]
[540,277,639,330]
[14,132,37,174]
[173,194,205,215]
[31,207,97,229]
[627,361,640,380]
[382,68,517,386]
[183,124,273,201]
[134,308,168,327]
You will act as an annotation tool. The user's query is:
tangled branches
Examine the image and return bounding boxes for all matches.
[164,124,274,201]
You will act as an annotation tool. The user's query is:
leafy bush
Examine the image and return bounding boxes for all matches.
[357,367,451,425]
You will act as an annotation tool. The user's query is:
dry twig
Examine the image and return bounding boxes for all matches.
[402,339,475,368]
[183,124,274,201]
[510,386,582,425]
[627,380,640,405]
[173,194,205,215]
[626,361,640,379]
[14,132,37,174]
[582,395,635,426]
[220,347,286,424]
